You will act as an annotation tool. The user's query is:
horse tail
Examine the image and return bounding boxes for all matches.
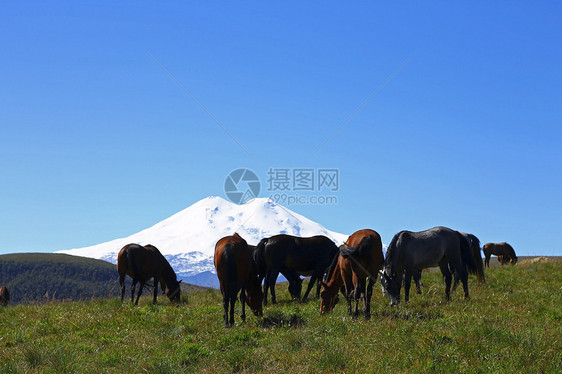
[457,232,477,276]
[224,244,239,299]
[340,235,372,258]
[469,234,485,283]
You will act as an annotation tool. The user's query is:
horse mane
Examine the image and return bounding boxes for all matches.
[385,231,405,263]
[323,249,340,283]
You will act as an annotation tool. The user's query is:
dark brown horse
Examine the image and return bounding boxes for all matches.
[255,234,339,304]
[380,226,477,306]
[117,243,182,305]
[483,242,517,267]
[249,245,302,301]
[0,286,9,306]
[320,229,384,319]
[215,233,263,327]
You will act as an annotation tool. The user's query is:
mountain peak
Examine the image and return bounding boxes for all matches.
[57,196,347,286]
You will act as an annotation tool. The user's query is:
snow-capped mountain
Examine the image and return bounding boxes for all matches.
[57,196,348,287]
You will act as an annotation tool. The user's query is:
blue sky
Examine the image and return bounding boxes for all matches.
[1,2,561,256]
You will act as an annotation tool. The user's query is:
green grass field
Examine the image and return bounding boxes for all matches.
[1,259,560,373]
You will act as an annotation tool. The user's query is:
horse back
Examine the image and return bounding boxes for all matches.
[214,234,252,293]
[390,227,460,270]
[266,235,337,275]
[342,229,384,278]
[117,244,157,281]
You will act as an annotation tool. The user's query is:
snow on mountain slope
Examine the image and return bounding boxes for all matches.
[57,196,348,286]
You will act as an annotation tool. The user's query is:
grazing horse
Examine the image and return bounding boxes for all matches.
[256,234,339,304]
[249,245,302,301]
[215,233,263,327]
[483,242,517,267]
[380,226,477,306]
[320,229,384,319]
[117,243,182,305]
[0,286,9,306]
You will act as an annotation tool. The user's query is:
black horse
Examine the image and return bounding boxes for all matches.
[255,234,338,304]
[458,232,486,283]
[380,226,477,306]
[249,245,302,302]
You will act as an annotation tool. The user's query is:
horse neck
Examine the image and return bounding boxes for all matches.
[160,266,178,289]
[325,261,343,295]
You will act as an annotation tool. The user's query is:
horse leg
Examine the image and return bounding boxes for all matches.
[404,272,412,304]
[316,281,321,300]
[135,281,144,305]
[153,277,158,304]
[302,274,319,302]
[352,283,360,320]
[262,271,269,306]
[365,278,373,320]
[460,266,470,299]
[414,271,422,294]
[451,264,459,292]
[222,292,229,327]
[119,275,126,303]
[269,271,279,304]
[130,280,137,304]
[229,295,236,326]
[240,287,246,322]
[438,262,452,302]
[484,255,490,268]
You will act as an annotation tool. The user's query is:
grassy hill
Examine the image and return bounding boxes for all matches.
[0,258,560,373]
[0,253,206,304]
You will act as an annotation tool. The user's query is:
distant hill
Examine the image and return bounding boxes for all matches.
[0,253,207,304]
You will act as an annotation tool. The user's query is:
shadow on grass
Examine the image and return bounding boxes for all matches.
[259,310,306,328]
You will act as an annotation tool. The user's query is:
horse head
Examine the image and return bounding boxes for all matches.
[165,280,182,304]
[246,281,263,317]
[288,277,303,300]
[319,281,339,314]
[379,270,399,306]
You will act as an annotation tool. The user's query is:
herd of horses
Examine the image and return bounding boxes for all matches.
[211,226,517,326]
[0,234,517,315]
[114,226,517,327]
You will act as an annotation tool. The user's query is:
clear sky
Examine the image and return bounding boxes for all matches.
[1,2,561,256]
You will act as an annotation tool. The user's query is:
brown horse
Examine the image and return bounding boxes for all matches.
[0,286,9,306]
[320,229,384,319]
[483,242,517,267]
[117,243,182,305]
[255,234,339,304]
[215,233,263,327]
